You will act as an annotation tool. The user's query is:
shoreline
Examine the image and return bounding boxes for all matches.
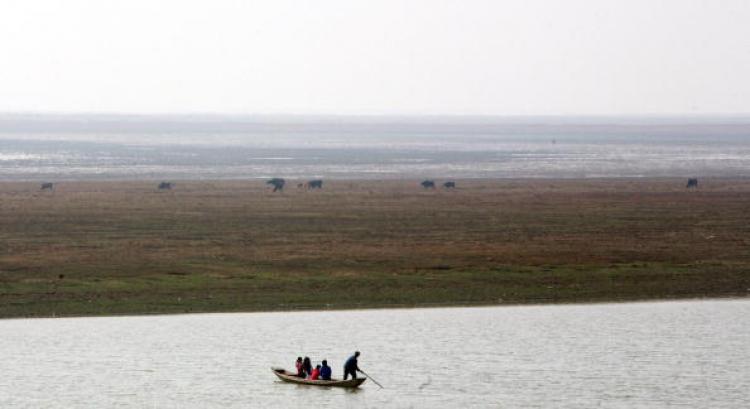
[2,176,750,183]
[4,294,749,321]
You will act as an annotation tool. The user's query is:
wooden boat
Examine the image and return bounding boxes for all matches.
[271,367,367,388]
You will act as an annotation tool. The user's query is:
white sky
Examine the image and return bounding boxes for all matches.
[1,0,749,115]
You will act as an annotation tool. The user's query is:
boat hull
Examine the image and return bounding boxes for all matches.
[271,367,366,388]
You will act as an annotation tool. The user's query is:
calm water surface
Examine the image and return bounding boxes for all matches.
[0,299,748,408]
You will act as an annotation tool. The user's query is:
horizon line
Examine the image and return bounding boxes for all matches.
[2,111,750,121]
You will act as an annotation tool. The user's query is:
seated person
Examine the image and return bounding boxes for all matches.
[295,357,304,377]
[302,357,312,378]
[310,364,321,380]
[319,360,332,381]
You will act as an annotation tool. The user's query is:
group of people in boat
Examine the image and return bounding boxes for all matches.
[294,351,361,381]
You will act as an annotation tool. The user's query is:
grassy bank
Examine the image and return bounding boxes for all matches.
[1,178,749,318]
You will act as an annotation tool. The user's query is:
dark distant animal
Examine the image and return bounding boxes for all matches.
[40,182,54,191]
[158,182,173,190]
[686,178,698,189]
[306,179,323,189]
[443,181,456,189]
[267,178,286,192]
[421,180,436,189]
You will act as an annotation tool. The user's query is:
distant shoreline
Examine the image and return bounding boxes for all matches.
[1,178,748,319]
[2,176,750,184]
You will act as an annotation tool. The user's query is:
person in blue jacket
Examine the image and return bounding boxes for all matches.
[319,359,332,381]
[343,351,360,380]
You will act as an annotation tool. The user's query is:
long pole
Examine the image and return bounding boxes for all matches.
[358,369,384,389]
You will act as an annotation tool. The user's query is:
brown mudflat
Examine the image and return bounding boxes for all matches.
[0,178,748,318]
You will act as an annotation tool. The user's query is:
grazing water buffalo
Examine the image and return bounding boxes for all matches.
[158,182,173,190]
[443,181,456,189]
[421,180,436,189]
[307,179,323,189]
[686,178,698,189]
[267,178,286,192]
[40,182,54,191]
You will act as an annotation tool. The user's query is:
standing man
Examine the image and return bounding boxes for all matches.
[343,351,360,380]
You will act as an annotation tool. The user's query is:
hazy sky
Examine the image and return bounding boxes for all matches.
[1,0,749,115]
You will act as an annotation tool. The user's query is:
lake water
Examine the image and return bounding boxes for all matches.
[1,115,749,180]
[0,299,748,408]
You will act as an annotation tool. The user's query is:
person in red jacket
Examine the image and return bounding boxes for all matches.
[310,364,321,380]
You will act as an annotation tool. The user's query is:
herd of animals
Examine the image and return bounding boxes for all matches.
[37,178,701,192]
[265,178,455,191]
[420,180,455,189]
